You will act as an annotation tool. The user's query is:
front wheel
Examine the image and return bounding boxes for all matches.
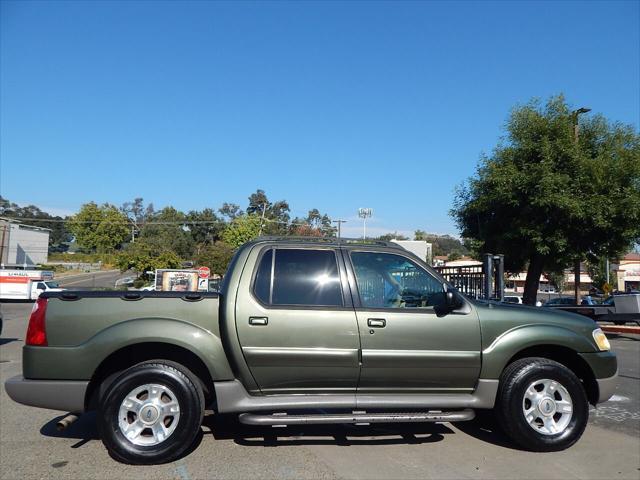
[97,361,204,464]
[495,357,589,452]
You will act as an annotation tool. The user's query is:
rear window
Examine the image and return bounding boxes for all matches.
[253,248,343,307]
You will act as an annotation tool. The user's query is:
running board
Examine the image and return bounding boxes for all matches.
[238,409,475,426]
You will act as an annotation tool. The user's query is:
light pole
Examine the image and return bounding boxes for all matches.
[572,107,591,304]
[358,208,372,239]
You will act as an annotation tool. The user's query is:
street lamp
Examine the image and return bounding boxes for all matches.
[358,208,372,240]
[572,107,591,304]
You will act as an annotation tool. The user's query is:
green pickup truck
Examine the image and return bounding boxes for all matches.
[5,238,617,464]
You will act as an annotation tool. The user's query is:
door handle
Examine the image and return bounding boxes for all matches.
[249,316,268,326]
[367,318,386,328]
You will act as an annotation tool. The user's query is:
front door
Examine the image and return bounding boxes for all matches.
[345,249,481,393]
[235,246,361,394]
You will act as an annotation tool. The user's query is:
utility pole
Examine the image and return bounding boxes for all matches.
[572,107,591,304]
[358,208,372,240]
[332,219,347,239]
[258,203,267,236]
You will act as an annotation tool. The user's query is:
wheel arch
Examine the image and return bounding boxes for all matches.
[503,345,598,405]
[85,342,218,411]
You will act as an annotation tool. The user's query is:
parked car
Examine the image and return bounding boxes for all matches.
[542,297,576,307]
[5,238,617,464]
[503,295,523,304]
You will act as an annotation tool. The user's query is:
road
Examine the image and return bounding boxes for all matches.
[56,270,133,289]
[0,302,638,479]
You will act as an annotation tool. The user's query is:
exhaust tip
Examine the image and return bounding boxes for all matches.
[56,413,79,431]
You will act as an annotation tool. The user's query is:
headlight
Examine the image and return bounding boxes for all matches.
[592,328,611,351]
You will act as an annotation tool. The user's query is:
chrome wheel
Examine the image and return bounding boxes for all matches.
[522,378,573,435]
[118,384,181,446]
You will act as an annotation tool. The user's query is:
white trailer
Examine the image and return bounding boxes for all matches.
[0,269,62,300]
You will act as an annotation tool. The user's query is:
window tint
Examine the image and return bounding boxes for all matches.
[351,252,444,309]
[36,282,46,289]
[254,249,273,304]
[262,249,342,306]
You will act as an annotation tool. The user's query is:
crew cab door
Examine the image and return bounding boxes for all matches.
[235,246,360,394]
[344,249,481,393]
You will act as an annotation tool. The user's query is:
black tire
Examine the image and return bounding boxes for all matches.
[97,361,205,465]
[495,357,589,452]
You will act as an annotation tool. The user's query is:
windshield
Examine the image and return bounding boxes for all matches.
[44,282,59,288]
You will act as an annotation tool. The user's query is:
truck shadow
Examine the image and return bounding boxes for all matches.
[39,410,516,456]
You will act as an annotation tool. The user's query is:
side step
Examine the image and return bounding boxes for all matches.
[238,409,475,426]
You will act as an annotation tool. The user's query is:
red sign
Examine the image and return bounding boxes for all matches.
[197,267,210,279]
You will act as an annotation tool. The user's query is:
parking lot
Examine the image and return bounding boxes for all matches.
[1,301,639,480]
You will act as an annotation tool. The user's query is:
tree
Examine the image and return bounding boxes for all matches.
[138,207,194,258]
[121,197,154,240]
[186,208,225,248]
[116,240,182,277]
[222,215,262,248]
[68,202,129,253]
[194,241,235,275]
[414,230,468,257]
[246,189,290,235]
[290,209,336,237]
[218,203,242,220]
[377,232,409,241]
[452,95,640,305]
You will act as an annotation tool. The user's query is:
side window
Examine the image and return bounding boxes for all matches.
[350,252,444,309]
[253,248,343,307]
[36,282,46,290]
[254,249,273,304]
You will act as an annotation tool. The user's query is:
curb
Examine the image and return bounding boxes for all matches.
[599,325,640,335]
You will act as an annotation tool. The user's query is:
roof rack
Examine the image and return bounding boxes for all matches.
[255,236,399,247]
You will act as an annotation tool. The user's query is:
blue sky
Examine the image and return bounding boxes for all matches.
[1,0,638,237]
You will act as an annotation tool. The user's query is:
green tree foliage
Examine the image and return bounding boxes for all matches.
[186,208,225,247]
[139,207,194,258]
[452,95,640,304]
[0,196,72,248]
[194,241,235,275]
[414,230,468,257]
[116,240,182,277]
[246,189,291,235]
[68,202,130,253]
[222,214,262,248]
[218,203,242,220]
[377,232,409,241]
[290,209,336,237]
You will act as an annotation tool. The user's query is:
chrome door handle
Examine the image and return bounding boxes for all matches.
[367,318,386,328]
[249,316,268,326]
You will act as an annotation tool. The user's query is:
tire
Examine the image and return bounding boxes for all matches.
[495,357,589,452]
[97,361,205,465]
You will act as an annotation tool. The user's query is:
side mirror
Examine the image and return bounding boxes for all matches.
[434,290,459,317]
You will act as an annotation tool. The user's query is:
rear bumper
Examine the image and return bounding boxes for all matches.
[4,375,88,413]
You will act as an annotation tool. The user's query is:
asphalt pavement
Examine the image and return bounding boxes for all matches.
[0,302,638,480]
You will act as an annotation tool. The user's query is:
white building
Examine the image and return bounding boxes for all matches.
[391,240,432,265]
[0,219,51,267]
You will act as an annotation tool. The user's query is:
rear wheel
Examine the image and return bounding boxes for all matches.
[97,361,204,464]
[495,357,588,452]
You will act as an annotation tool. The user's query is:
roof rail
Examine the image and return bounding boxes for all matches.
[255,236,399,247]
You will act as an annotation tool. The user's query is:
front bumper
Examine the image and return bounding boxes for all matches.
[4,375,88,413]
[579,351,618,404]
[595,369,618,404]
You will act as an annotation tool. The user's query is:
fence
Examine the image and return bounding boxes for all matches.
[433,253,504,301]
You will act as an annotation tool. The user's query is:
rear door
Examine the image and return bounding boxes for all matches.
[345,248,481,393]
[235,245,361,394]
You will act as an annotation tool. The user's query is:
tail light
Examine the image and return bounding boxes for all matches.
[26,297,48,346]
